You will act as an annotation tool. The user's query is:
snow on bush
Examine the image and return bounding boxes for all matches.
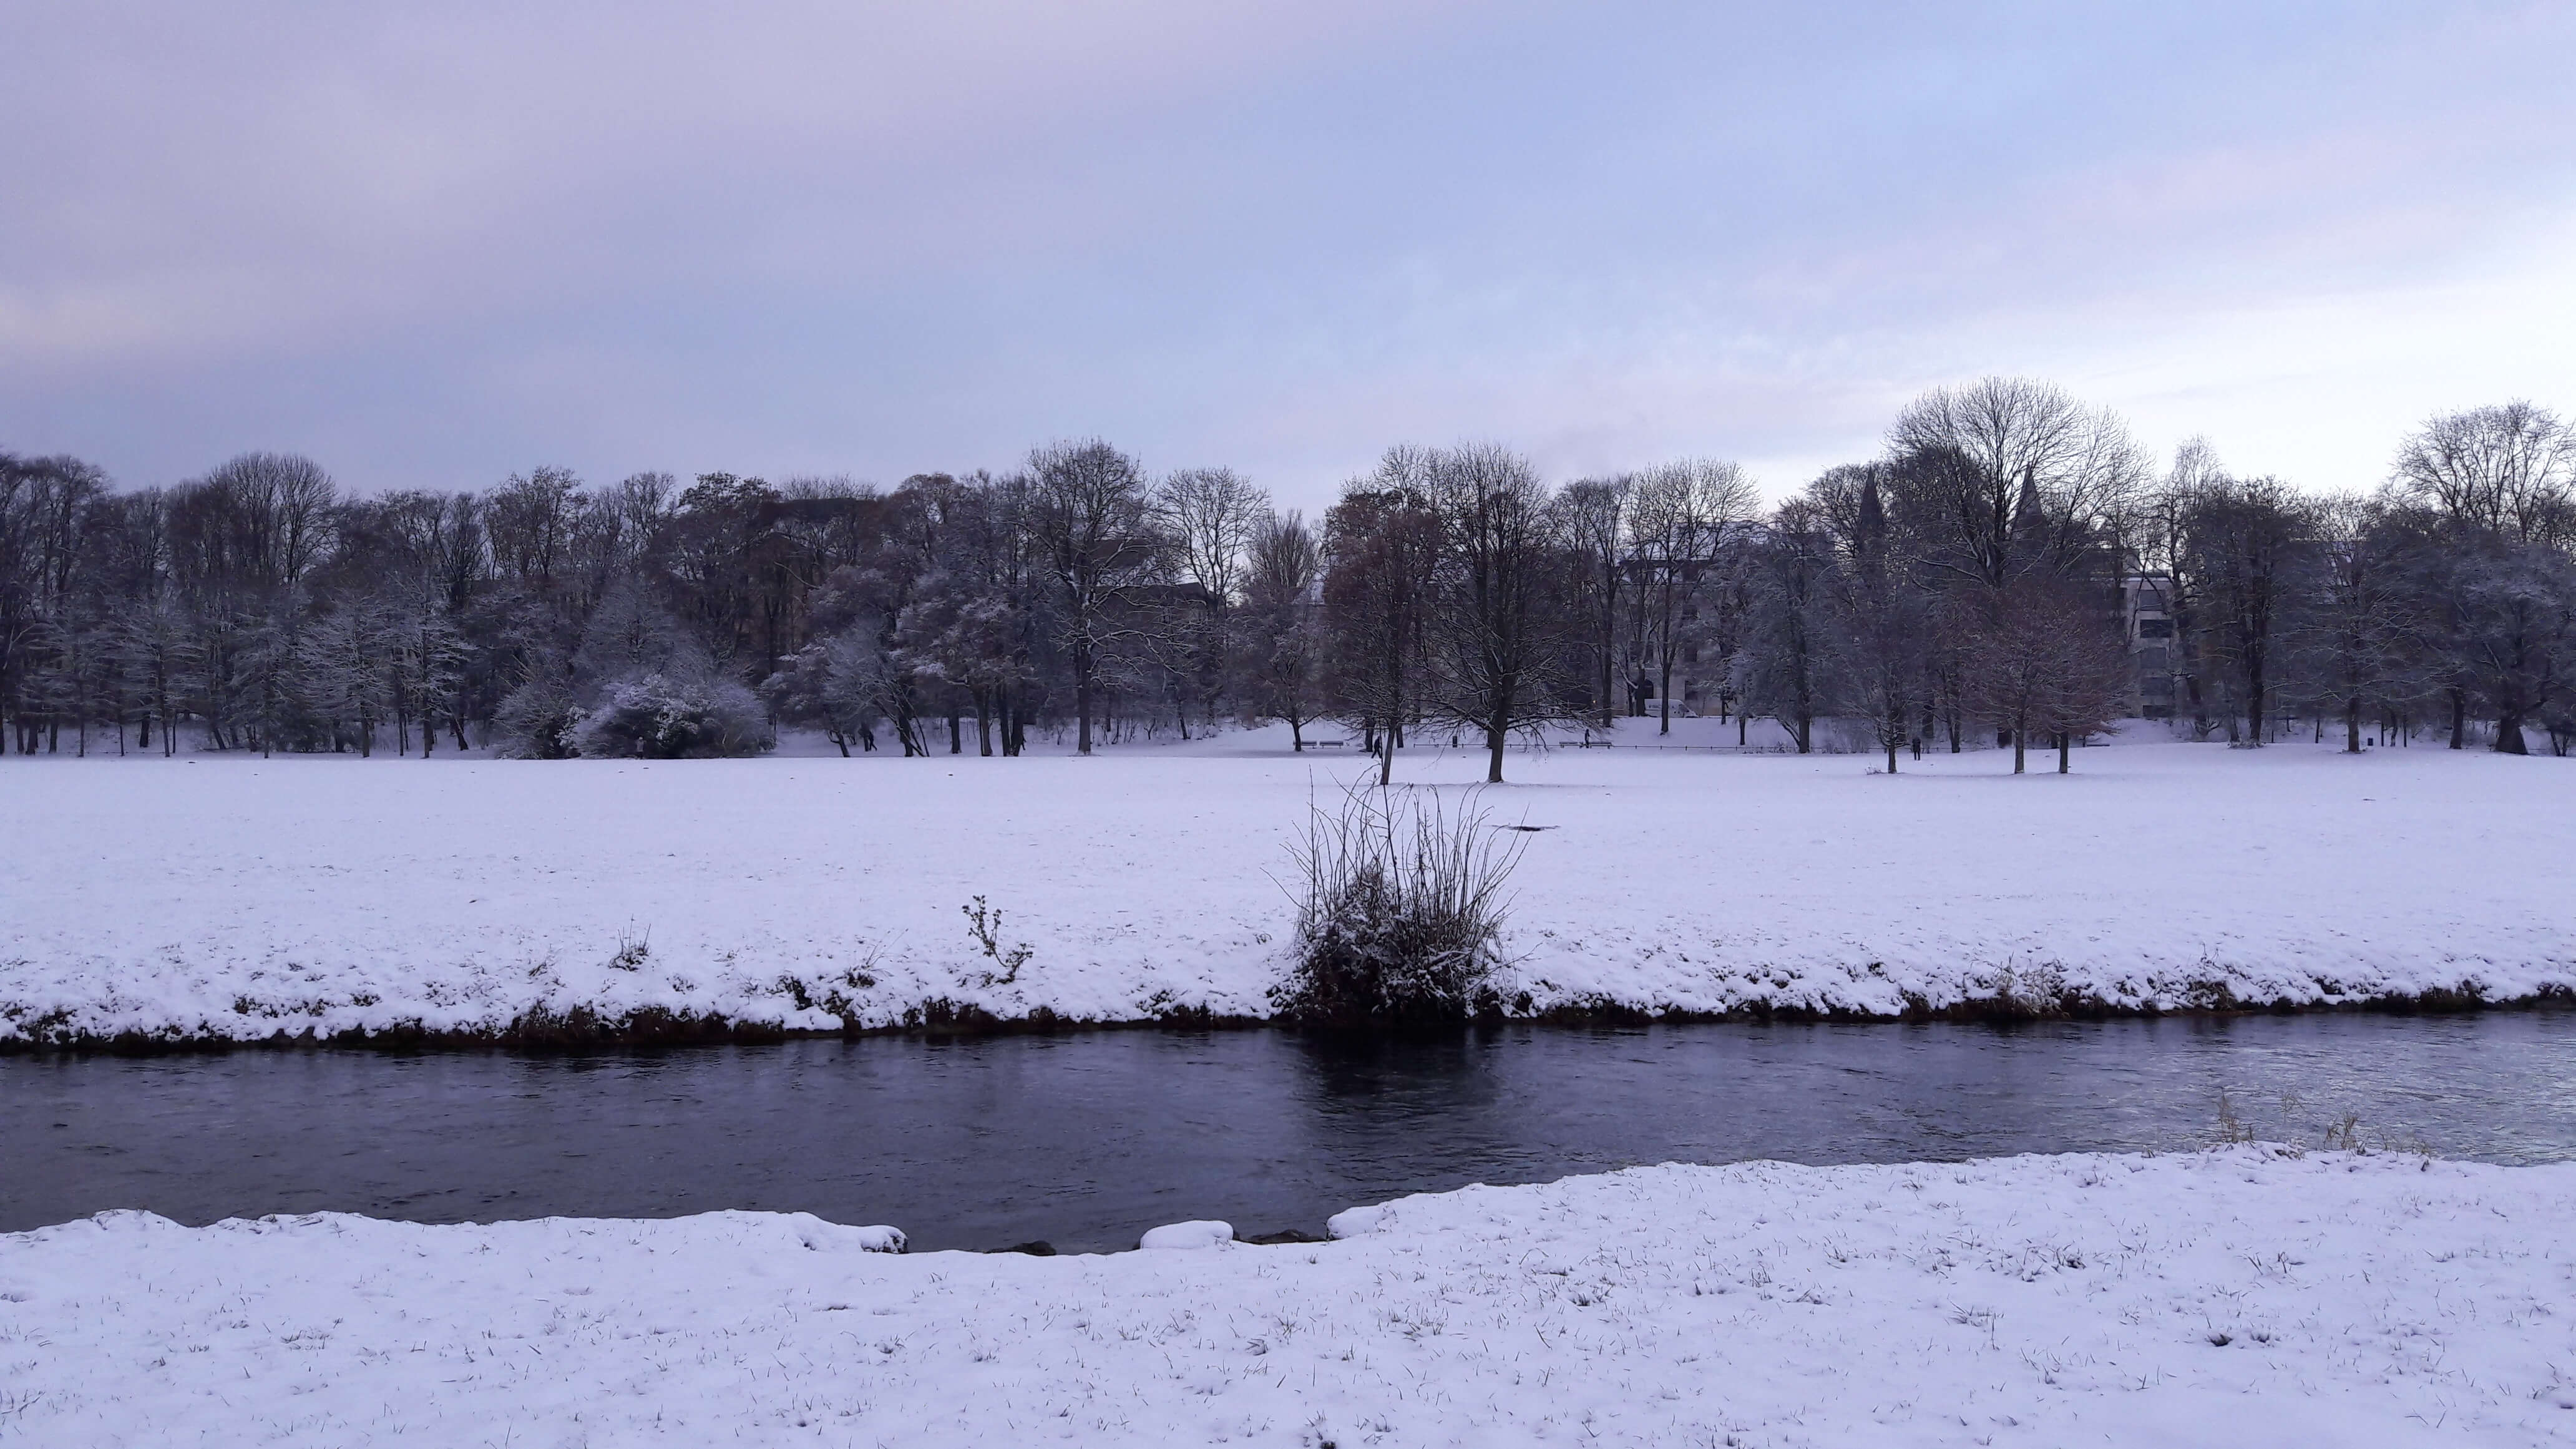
[1273,782,1525,1027]
[490,676,583,758]
[570,671,771,759]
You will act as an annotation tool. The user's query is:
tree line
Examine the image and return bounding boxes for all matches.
[3,378,2570,774]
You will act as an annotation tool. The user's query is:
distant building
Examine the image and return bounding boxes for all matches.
[2122,574,2183,720]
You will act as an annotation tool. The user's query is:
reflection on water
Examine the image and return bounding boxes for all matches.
[6,1013,2572,1251]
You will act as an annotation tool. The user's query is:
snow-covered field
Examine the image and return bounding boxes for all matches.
[4,726,2571,1043]
[5,1147,2570,1446]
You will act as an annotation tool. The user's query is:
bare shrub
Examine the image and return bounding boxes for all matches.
[961,896,1034,987]
[2214,1089,2255,1144]
[1273,782,1526,1027]
[608,925,651,971]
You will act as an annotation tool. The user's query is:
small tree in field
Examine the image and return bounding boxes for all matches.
[1966,577,2132,773]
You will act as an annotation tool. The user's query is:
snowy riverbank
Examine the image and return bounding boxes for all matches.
[4,729,2571,1045]
[5,1147,2570,1445]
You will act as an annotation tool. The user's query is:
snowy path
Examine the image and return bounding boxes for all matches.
[4,1148,2569,1446]
[4,734,2571,1042]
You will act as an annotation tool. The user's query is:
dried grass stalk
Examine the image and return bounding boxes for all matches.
[1274,781,1525,1027]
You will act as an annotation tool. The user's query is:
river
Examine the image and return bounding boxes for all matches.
[7,1012,2572,1251]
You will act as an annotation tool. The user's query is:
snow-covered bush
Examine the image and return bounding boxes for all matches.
[1274,783,1524,1028]
[571,672,772,759]
[492,676,583,758]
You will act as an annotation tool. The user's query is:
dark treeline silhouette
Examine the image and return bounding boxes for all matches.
[4,379,2571,771]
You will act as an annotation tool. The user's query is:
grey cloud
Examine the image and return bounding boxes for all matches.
[2,1,2570,505]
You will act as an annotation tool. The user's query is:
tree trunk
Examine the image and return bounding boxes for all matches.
[2494,708,2529,754]
[2345,696,2362,754]
[1075,674,1094,755]
[1598,598,1616,730]
[2012,717,2027,773]
[2057,731,2069,773]
[2448,687,2466,749]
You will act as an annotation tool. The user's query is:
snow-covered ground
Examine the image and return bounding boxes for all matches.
[5,1147,2569,1446]
[4,725,2570,1043]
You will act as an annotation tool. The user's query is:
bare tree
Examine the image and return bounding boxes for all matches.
[916,472,1043,756]
[1737,500,1837,753]
[1240,509,1326,748]
[2175,474,2312,744]
[2394,404,2576,751]
[390,597,469,756]
[2294,492,2432,753]
[2393,402,2574,549]
[764,629,892,756]
[2449,545,2574,754]
[1817,464,1930,773]
[1965,575,2132,773]
[299,595,396,754]
[486,467,584,587]
[0,454,111,751]
[1030,440,1163,755]
[2141,437,2229,736]
[20,373,2575,774]
[1886,376,2148,590]
[1324,451,1442,784]
[1551,477,1629,728]
[1420,444,1572,784]
[1156,467,1266,729]
[1628,458,1754,733]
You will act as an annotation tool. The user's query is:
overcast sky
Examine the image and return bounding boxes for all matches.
[4,1,2570,510]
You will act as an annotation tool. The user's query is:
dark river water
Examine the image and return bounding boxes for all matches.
[6,1013,2573,1252]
